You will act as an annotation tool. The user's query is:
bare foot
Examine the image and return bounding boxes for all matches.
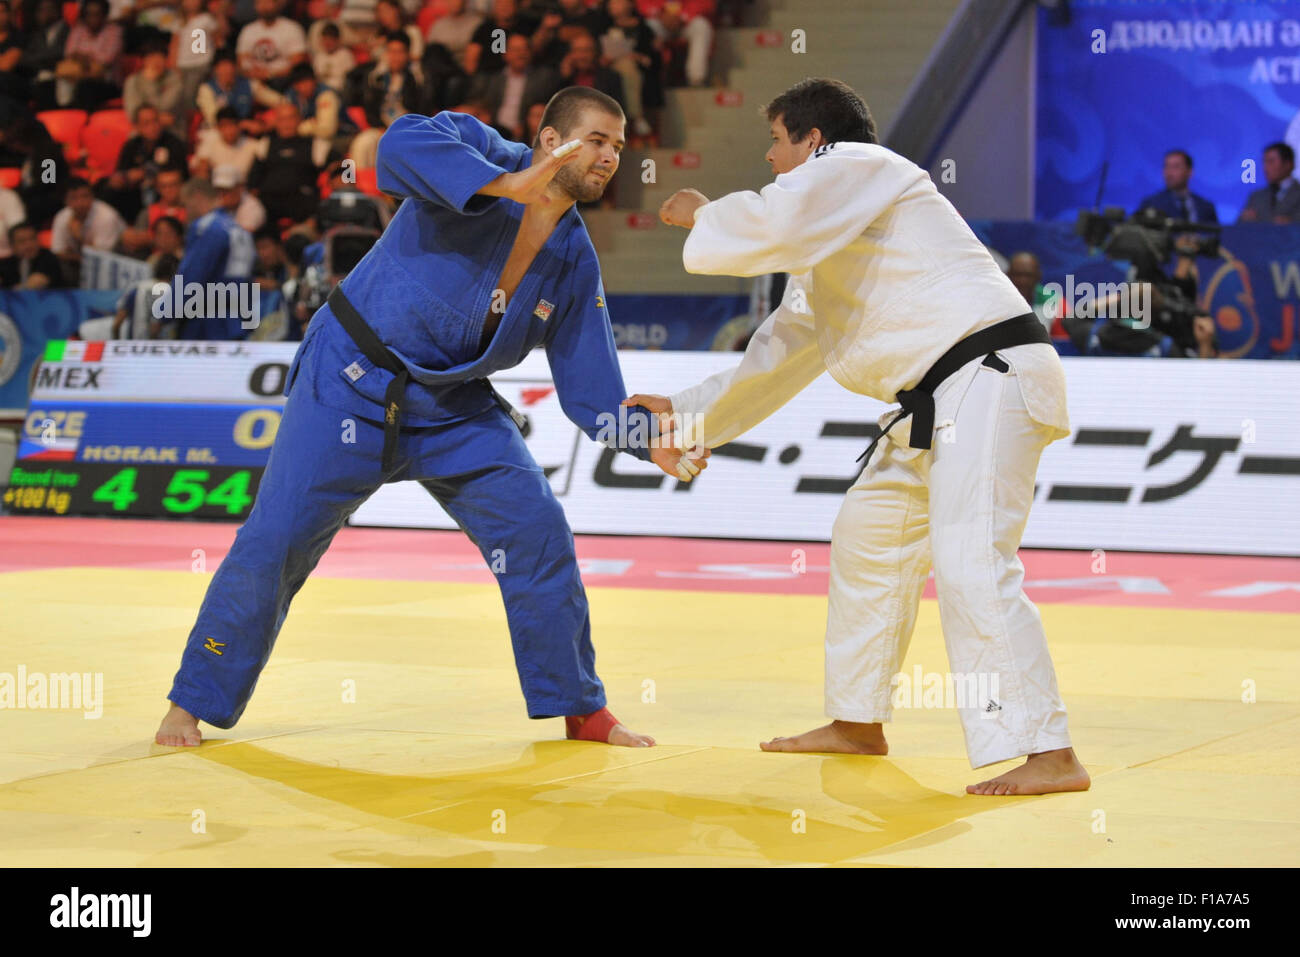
[760,720,888,754]
[155,702,202,747]
[608,724,655,748]
[966,747,1090,795]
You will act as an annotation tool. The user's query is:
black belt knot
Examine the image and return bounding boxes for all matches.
[855,312,1049,465]
[327,285,524,473]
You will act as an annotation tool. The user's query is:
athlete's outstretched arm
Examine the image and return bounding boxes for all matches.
[545,259,658,462]
[627,275,825,450]
[680,148,917,277]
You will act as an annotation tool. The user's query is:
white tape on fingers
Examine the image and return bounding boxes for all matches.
[553,139,582,159]
[675,462,693,481]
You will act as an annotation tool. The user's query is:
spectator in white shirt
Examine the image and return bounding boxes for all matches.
[0,184,27,258]
[236,0,308,91]
[310,21,356,92]
[426,0,482,69]
[172,0,224,121]
[192,107,264,180]
[51,178,126,279]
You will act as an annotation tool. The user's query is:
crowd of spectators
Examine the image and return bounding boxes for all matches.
[0,0,737,308]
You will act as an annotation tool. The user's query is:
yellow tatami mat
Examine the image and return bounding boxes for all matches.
[1,567,1296,866]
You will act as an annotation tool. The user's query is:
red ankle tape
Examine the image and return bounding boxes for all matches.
[565,707,620,742]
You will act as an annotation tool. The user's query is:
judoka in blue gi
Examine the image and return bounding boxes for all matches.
[152,177,257,341]
[155,88,708,749]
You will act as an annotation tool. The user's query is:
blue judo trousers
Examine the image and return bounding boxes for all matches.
[168,110,655,728]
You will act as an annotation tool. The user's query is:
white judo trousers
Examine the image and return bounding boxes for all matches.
[825,345,1071,768]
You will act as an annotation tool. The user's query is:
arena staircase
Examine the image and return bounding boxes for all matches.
[591,0,965,299]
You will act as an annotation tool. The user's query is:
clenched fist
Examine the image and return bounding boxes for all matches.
[659,189,710,228]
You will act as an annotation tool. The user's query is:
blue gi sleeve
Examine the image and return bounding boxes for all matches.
[545,256,654,462]
[376,111,522,214]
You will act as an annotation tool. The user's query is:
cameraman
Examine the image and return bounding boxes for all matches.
[1067,211,1220,358]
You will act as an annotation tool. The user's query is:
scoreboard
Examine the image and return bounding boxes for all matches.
[4,339,295,520]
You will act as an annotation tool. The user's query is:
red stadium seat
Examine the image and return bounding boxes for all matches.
[38,229,53,248]
[81,110,132,181]
[61,1,76,26]
[36,109,88,165]
[354,167,379,197]
[0,168,20,189]
[346,106,369,131]
[417,4,438,35]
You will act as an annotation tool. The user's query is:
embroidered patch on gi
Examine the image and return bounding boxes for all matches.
[595,295,605,309]
[813,142,838,158]
[343,361,366,381]
[534,299,555,321]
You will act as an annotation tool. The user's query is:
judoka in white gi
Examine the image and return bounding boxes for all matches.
[630,78,1089,795]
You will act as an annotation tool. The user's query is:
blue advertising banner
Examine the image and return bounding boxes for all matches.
[606,293,751,351]
[0,290,120,414]
[1036,0,1300,222]
[973,221,1300,358]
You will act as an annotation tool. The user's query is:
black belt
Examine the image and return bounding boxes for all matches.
[328,285,409,472]
[327,286,525,472]
[856,312,1050,465]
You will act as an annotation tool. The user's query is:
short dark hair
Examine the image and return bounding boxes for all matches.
[8,220,35,240]
[1164,148,1192,168]
[254,226,282,244]
[288,62,315,85]
[152,252,179,281]
[1265,141,1296,166]
[215,106,240,124]
[65,176,92,194]
[764,77,877,146]
[385,30,411,50]
[153,215,183,236]
[533,86,624,149]
[133,103,158,123]
[321,21,340,38]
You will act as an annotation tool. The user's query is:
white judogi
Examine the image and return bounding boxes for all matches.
[669,142,1074,768]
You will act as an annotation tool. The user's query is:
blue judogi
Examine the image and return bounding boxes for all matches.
[163,208,256,340]
[168,111,654,728]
